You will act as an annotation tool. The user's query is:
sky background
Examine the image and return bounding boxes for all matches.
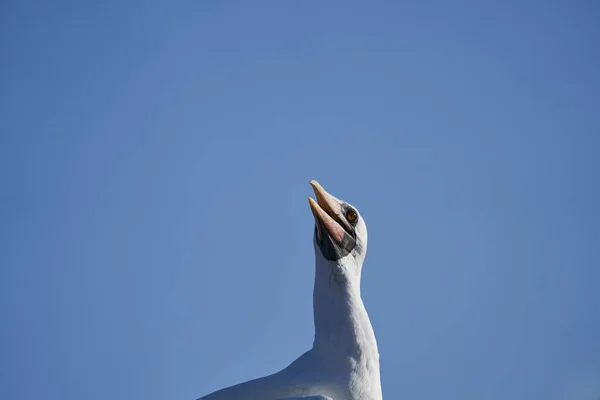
[1,1,599,400]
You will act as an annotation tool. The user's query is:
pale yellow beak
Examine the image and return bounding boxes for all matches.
[307,180,349,243]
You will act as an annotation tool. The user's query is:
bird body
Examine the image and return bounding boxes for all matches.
[197,181,381,400]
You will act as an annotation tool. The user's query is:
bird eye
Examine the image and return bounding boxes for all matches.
[346,209,357,222]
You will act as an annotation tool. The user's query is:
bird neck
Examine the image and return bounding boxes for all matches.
[311,255,378,358]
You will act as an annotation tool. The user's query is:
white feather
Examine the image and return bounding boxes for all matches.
[197,197,381,400]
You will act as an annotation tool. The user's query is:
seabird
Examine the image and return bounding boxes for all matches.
[197,180,382,400]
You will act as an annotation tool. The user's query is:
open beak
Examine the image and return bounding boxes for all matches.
[308,180,352,244]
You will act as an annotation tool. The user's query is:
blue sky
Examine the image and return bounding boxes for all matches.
[1,1,599,399]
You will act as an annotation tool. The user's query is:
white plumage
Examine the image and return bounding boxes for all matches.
[197,181,381,400]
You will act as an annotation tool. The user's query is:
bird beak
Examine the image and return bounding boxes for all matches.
[308,180,351,244]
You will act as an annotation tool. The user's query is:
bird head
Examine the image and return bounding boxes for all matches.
[308,180,368,271]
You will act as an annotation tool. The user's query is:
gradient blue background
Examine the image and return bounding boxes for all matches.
[1,2,599,399]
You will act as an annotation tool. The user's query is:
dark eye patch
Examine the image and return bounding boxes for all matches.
[342,203,359,226]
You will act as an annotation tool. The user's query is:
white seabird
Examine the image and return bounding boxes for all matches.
[197,180,382,400]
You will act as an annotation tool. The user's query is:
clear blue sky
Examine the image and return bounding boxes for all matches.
[1,2,599,399]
